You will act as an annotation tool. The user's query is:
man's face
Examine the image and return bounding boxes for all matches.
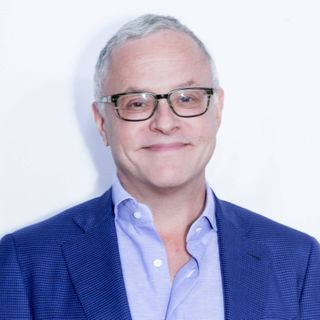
[93,30,224,194]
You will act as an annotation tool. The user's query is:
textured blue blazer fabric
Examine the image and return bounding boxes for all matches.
[0,189,319,320]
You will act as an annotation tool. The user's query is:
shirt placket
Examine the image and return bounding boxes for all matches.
[165,218,210,319]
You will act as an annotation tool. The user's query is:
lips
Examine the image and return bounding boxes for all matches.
[143,142,190,152]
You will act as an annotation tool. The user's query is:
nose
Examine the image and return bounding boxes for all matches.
[149,98,179,134]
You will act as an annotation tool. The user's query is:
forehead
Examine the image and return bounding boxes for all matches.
[105,30,212,93]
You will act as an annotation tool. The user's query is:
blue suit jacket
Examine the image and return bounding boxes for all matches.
[1,189,319,319]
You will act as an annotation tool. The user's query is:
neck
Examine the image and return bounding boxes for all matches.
[118,174,207,236]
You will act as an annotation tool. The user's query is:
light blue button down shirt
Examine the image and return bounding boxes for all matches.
[112,177,224,320]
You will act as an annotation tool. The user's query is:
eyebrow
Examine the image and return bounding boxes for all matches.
[124,80,197,94]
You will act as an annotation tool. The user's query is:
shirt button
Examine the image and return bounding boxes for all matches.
[133,211,142,219]
[153,259,163,267]
[195,227,202,233]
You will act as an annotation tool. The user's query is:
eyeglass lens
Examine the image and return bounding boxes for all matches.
[116,88,210,120]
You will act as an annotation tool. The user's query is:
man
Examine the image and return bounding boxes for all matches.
[0,14,319,320]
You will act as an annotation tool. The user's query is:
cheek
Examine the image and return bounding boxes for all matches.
[103,111,126,145]
[194,121,217,156]
[104,120,144,156]
[105,125,124,152]
[195,115,217,141]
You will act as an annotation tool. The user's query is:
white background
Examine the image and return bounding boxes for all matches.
[0,0,319,240]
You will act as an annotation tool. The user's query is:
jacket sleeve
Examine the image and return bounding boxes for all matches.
[0,234,33,319]
[300,236,320,319]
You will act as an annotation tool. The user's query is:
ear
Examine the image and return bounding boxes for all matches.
[92,102,109,146]
[214,88,224,129]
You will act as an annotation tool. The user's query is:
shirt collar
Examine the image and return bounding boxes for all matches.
[111,175,217,232]
[112,175,137,215]
[201,182,217,231]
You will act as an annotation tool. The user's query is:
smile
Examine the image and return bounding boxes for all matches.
[144,142,190,152]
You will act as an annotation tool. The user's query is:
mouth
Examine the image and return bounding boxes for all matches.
[143,142,190,152]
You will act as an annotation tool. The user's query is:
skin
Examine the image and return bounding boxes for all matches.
[93,30,224,279]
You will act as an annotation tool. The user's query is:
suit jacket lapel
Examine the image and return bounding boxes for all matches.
[215,195,271,320]
[62,190,132,320]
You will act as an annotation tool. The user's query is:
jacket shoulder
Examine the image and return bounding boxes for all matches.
[218,199,318,252]
[4,189,112,243]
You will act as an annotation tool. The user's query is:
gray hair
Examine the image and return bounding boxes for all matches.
[94,14,220,100]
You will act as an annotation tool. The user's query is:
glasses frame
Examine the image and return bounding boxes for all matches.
[98,87,214,122]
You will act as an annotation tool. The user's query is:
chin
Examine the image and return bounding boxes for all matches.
[141,169,195,191]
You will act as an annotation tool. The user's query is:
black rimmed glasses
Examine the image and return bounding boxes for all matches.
[98,87,214,122]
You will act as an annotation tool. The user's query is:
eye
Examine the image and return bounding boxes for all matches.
[127,100,145,109]
[119,93,154,113]
[179,95,193,103]
[123,101,147,114]
[173,91,202,108]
